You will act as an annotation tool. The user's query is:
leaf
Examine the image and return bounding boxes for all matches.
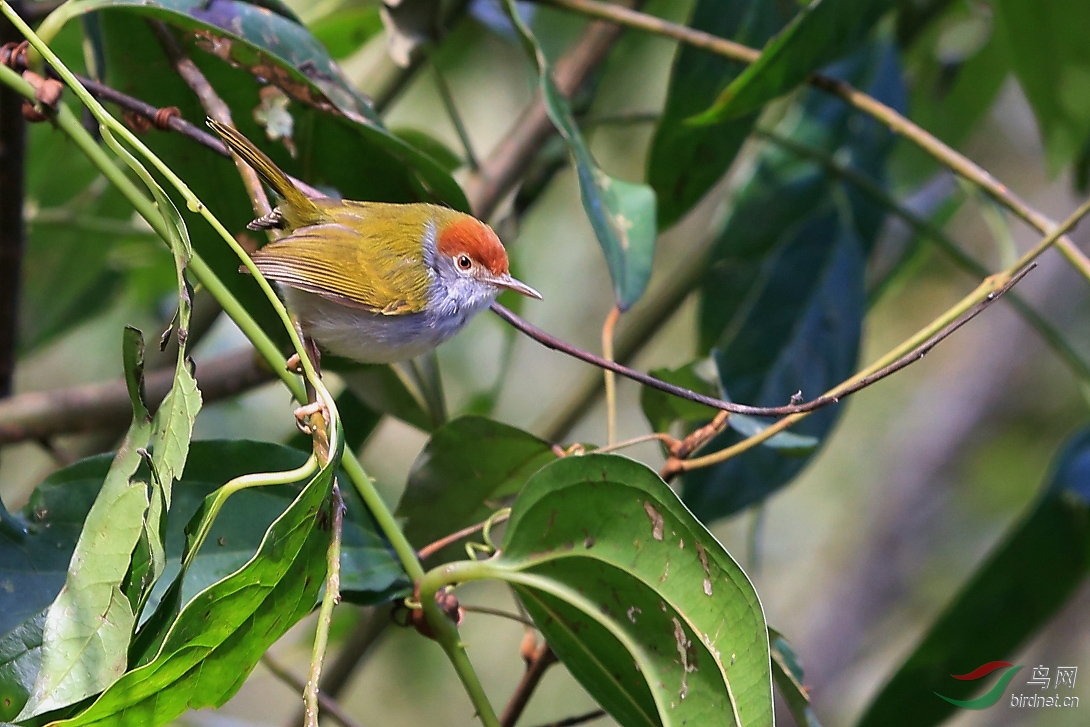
[0,442,407,719]
[769,629,821,727]
[500,0,657,310]
[994,0,1090,172]
[17,329,152,720]
[690,0,892,123]
[893,2,1009,184]
[497,454,772,727]
[681,44,902,521]
[647,0,790,228]
[61,0,468,349]
[392,127,464,174]
[640,363,818,454]
[339,363,433,431]
[398,416,556,556]
[309,3,383,60]
[50,449,338,727]
[855,424,1090,727]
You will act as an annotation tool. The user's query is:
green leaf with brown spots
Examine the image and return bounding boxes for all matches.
[490,454,772,726]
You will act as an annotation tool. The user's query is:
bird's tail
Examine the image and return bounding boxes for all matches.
[207,119,321,225]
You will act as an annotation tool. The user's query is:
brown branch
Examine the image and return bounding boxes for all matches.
[462,605,536,627]
[418,511,511,561]
[262,654,366,727]
[283,607,391,727]
[0,348,272,444]
[463,0,643,218]
[527,710,607,727]
[533,0,1090,282]
[146,19,272,219]
[493,274,1024,420]
[0,3,26,399]
[500,642,558,727]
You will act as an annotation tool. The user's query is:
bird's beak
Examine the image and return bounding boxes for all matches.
[491,273,543,300]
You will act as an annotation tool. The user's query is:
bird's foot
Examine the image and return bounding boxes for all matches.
[285,353,303,374]
[293,400,330,435]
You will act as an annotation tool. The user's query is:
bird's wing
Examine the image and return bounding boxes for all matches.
[250,221,433,315]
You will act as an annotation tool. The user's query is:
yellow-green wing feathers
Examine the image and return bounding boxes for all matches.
[252,205,435,315]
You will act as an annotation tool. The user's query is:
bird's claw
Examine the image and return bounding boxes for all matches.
[294,400,329,435]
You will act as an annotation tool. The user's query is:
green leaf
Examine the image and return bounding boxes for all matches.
[640,363,818,454]
[856,425,1090,727]
[392,127,464,174]
[995,0,1090,172]
[682,45,902,520]
[0,442,407,719]
[893,2,1009,184]
[690,0,892,124]
[50,448,338,727]
[17,329,153,720]
[647,0,790,228]
[500,0,657,310]
[498,454,772,726]
[339,362,433,431]
[309,3,383,59]
[769,629,821,727]
[398,416,556,556]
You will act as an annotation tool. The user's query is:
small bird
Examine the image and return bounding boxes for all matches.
[209,120,541,365]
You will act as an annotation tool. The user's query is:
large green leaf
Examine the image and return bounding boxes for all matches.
[855,425,1090,727]
[16,329,153,720]
[500,0,657,310]
[995,0,1090,172]
[0,441,406,721]
[49,446,338,727]
[681,45,902,521]
[398,416,556,556]
[690,0,892,123]
[647,0,789,228]
[496,454,772,726]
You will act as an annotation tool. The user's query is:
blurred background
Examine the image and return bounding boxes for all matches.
[2,0,1090,725]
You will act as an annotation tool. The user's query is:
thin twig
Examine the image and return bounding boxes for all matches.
[533,0,1090,283]
[594,431,675,454]
[527,710,607,727]
[432,60,479,170]
[263,653,365,727]
[283,607,391,727]
[462,604,536,627]
[147,19,272,219]
[756,127,1090,387]
[494,293,1008,419]
[0,348,271,444]
[601,305,620,446]
[305,484,346,727]
[418,511,511,561]
[500,642,558,727]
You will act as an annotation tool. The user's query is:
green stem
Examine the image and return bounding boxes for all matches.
[305,485,344,727]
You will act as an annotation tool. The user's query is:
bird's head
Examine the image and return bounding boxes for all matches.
[433,215,541,310]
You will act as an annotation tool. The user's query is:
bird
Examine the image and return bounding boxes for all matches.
[208,119,541,367]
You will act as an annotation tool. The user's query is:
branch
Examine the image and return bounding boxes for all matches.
[0,348,272,444]
[0,3,25,399]
[263,653,366,727]
[533,0,1090,283]
[147,19,272,219]
[493,288,1015,419]
[527,711,606,727]
[500,642,558,727]
[463,0,643,218]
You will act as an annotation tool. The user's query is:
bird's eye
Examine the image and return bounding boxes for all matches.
[457,254,473,271]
